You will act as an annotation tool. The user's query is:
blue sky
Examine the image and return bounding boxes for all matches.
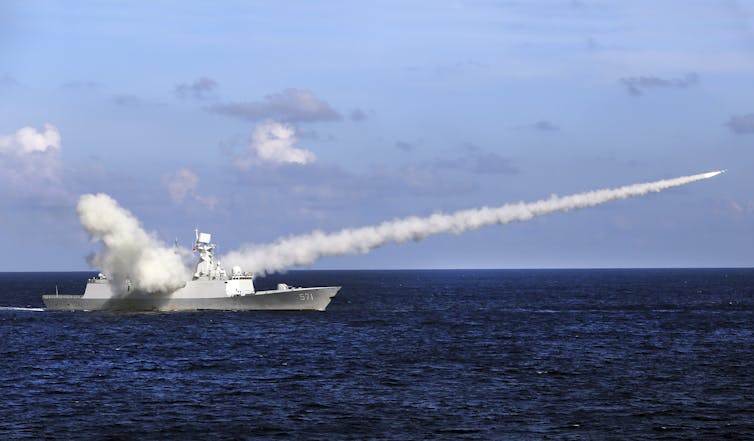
[1,0,752,270]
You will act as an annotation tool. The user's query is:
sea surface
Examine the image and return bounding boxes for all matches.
[1,269,753,440]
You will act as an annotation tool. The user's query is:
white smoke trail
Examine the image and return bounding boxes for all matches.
[78,194,192,294]
[222,170,723,275]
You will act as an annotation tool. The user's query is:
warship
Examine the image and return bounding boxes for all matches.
[43,231,340,311]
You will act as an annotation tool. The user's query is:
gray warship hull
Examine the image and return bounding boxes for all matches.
[43,230,340,312]
[43,286,340,312]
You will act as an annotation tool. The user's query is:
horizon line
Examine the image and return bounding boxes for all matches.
[1,265,752,273]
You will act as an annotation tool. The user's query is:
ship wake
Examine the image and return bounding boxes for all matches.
[0,306,46,312]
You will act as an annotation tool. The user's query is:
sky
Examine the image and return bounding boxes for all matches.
[1,0,753,271]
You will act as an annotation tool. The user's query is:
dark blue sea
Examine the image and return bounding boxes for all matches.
[1,269,753,440]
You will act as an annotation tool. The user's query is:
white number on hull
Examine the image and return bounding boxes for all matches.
[298,292,314,301]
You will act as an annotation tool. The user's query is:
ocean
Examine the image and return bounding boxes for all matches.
[1,269,753,440]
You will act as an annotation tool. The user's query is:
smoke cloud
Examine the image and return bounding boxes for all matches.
[77,194,192,294]
[222,171,722,275]
[76,171,722,293]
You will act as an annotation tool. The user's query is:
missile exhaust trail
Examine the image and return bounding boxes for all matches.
[222,170,724,275]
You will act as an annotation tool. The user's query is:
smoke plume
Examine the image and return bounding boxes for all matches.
[78,194,192,294]
[222,171,723,275]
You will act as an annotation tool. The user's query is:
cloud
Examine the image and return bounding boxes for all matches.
[471,152,520,174]
[512,121,560,132]
[236,121,316,168]
[386,164,477,195]
[620,73,699,96]
[350,108,368,122]
[0,124,63,193]
[232,160,477,222]
[164,168,218,209]
[446,143,520,175]
[530,120,559,132]
[231,163,363,213]
[586,36,600,50]
[111,94,148,107]
[726,113,754,135]
[206,88,341,122]
[165,169,198,203]
[0,123,61,155]
[110,94,164,108]
[395,140,413,152]
[1,73,19,88]
[174,76,218,100]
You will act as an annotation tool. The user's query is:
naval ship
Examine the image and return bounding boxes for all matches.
[43,232,340,311]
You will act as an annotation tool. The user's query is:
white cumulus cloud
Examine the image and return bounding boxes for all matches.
[237,121,316,168]
[0,123,61,154]
[0,123,63,186]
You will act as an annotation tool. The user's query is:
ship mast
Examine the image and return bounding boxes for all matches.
[192,231,227,280]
